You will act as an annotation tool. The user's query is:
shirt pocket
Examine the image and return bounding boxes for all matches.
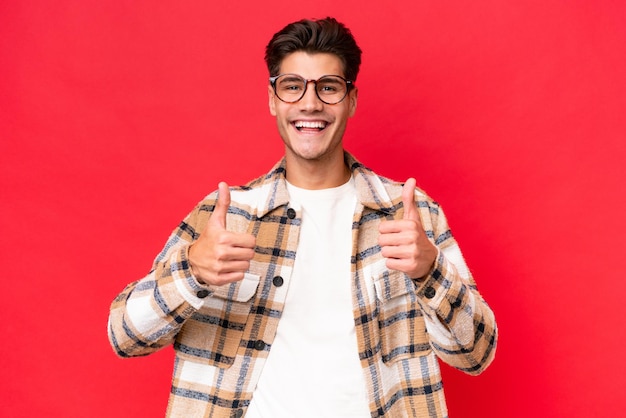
[373,270,431,363]
[175,273,261,368]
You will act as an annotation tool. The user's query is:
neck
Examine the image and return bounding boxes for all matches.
[285,152,350,190]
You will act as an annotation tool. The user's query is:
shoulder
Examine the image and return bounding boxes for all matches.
[370,169,442,211]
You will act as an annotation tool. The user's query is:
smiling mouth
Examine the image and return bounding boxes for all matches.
[293,121,328,132]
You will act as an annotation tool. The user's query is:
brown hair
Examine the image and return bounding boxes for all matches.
[265,17,362,82]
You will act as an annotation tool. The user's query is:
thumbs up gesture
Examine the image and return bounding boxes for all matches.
[378,178,438,280]
[188,182,256,286]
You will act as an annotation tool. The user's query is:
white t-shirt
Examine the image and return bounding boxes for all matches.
[246,177,370,417]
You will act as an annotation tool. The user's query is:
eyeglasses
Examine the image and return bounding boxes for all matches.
[269,74,354,105]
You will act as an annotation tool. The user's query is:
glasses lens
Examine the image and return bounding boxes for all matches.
[274,75,306,103]
[316,76,348,104]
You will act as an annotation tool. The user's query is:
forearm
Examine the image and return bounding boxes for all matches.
[417,246,498,375]
[108,239,211,358]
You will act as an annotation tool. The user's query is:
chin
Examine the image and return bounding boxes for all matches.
[284,140,325,159]
[291,149,327,161]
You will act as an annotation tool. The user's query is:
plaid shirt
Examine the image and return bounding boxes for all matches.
[108,152,497,418]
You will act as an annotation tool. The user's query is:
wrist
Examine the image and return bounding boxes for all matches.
[186,243,205,284]
[414,247,440,281]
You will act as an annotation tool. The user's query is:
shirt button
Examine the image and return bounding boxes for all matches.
[232,409,244,418]
[424,286,436,299]
[272,276,284,287]
[287,208,296,219]
[254,340,266,351]
[196,289,210,298]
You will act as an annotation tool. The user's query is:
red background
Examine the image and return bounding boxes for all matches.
[1,1,625,417]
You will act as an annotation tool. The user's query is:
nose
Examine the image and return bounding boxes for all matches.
[298,80,324,111]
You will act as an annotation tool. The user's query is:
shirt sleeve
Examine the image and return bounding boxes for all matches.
[107,201,214,358]
[415,203,498,375]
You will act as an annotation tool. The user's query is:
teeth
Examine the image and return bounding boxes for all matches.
[294,121,327,129]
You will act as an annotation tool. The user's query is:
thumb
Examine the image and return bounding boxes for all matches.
[402,178,419,221]
[210,182,231,229]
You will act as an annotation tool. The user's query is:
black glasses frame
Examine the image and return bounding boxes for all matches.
[269,73,354,105]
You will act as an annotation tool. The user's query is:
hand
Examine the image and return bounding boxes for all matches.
[378,178,438,279]
[188,182,256,286]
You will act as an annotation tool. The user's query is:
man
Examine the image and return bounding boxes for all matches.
[108,17,497,418]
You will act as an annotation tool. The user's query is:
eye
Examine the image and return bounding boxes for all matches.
[283,83,303,91]
[317,79,344,95]
[319,84,339,92]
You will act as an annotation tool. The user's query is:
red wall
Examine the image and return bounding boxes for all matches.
[2,1,625,417]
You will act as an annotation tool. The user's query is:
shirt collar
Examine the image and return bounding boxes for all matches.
[254,151,397,218]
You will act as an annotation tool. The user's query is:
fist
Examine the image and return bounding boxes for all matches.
[188,182,256,286]
[378,178,437,279]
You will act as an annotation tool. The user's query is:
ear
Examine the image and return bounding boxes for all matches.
[268,84,277,116]
[348,87,358,117]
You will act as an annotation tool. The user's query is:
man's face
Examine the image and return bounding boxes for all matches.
[269,51,358,165]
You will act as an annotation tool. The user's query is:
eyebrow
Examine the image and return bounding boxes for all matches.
[277,74,345,84]
[320,77,342,84]
[279,75,304,83]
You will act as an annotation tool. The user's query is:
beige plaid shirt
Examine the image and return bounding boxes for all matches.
[108,152,497,417]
